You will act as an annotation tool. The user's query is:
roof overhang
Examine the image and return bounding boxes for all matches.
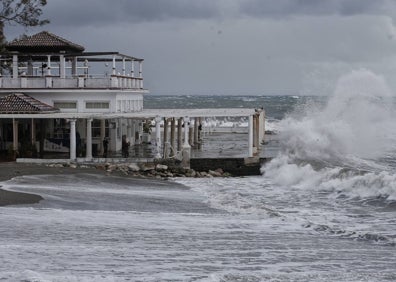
[0,108,261,119]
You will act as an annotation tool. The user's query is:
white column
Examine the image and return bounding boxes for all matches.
[12,55,18,78]
[182,116,191,168]
[183,117,191,148]
[177,117,183,152]
[127,119,134,145]
[131,60,135,77]
[86,118,93,159]
[47,55,51,76]
[122,57,126,76]
[155,116,162,158]
[59,54,65,78]
[170,118,176,157]
[139,61,143,88]
[248,115,254,157]
[69,119,77,160]
[112,55,116,75]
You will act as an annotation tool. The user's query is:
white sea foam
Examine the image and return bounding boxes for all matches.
[263,69,396,200]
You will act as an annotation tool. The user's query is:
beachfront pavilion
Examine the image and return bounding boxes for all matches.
[0,31,265,163]
[0,107,265,161]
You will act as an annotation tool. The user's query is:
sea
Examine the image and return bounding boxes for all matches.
[1,69,396,281]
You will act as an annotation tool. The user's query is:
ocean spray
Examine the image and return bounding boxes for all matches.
[262,69,396,200]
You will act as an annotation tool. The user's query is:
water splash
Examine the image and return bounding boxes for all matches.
[263,69,396,200]
[278,69,396,162]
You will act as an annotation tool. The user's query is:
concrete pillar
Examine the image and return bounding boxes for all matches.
[198,117,202,141]
[177,117,183,152]
[163,118,169,158]
[112,55,116,75]
[255,115,260,151]
[259,111,265,144]
[86,118,93,159]
[248,115,254,158]
[139,61,143,88]
[60,54,65,78]
[131,60,135,77]
[194,117,199,145]
[139,61,143,78]
[71,57,77,76]
[122,57,126,76]
[12,55,18,78]
[170,118,176,157]
[131,120,137,143]
[100,119,106,155]
[47,55,51,76]
[12,119,18,151]
[155,116,161,158]
[188,121,194,147]
[182,117,191,168]
[127,119,133,145]
[69,119,77,160]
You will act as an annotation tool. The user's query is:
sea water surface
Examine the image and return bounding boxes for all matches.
[1,69,396,281]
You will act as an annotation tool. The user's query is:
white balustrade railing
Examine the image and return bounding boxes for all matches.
[0,75,144,90]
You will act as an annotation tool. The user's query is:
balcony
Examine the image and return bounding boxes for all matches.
[0,74,144,90]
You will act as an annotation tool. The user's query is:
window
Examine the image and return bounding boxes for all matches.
[54,101,77,109]
[86,102,110,109]
[92,119,109,137]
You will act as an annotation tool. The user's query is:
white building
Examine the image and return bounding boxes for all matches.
[0,31,264,163]
[0,31,148,159]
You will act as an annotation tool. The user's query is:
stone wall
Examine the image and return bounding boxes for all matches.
[190,157,270,176]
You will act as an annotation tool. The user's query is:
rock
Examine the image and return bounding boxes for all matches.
[96,164,106,171]
[139,163,156,171]
[156,164,168,171]
[208,170,221,177]
[200,171,208,177]
[69,164,77,169]
[128,163,140,172]
[215,168,224,175]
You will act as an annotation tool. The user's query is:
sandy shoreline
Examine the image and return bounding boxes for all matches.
[0,162,111,207]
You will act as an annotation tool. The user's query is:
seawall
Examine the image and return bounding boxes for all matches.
[190,157,271,176]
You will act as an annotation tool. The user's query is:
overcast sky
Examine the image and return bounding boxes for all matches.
[5,0,396,95]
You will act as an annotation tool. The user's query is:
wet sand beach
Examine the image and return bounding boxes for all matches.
[0,162,109,207]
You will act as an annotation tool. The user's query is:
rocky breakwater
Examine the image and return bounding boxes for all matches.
[47,162,232,179]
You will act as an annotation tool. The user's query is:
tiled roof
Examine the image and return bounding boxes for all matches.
[0,93,60,114]
[6,31,85,53]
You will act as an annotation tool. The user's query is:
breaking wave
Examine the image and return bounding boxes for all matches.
[263,69,396,201]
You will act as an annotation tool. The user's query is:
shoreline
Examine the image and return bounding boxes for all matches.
[0,162,111,207]
[0,158,267,207]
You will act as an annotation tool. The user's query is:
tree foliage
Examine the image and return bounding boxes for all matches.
[0,0,49,47]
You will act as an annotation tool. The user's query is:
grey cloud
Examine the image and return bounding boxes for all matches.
[239,0,394,18]
[44,0,220,27]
